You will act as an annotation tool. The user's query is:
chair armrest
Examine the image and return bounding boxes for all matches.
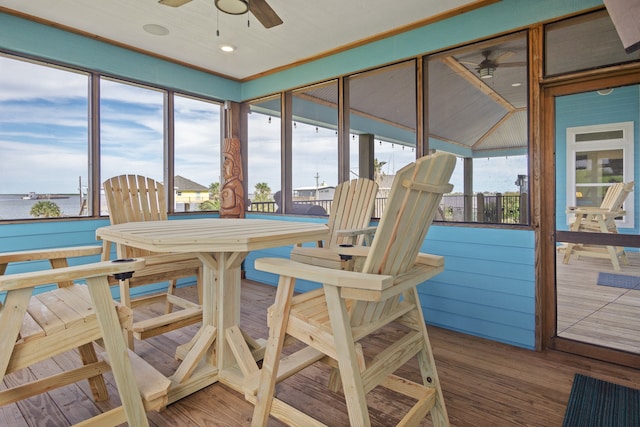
[416,253,444,267]
[0,245,102,264]
[568,206,625,215]
[335,226,377,238]
[332,245,370,259]
[254,257,394,292]
[0,258,146,291]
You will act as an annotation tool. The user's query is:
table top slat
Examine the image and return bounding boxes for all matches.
[97,219,328,253]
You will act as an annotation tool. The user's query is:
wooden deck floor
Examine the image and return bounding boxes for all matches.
[557,251,640,354]
[3,279,640,426]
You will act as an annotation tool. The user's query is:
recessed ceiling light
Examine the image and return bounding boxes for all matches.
[143,24,170,36]
[220,44,236,53]
[511,82,522,87]
[597,88,614,96]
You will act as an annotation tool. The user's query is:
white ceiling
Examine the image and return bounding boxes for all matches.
[0,0,485,80]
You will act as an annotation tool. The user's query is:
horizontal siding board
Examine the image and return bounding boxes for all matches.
[0,219,109,252]
[434,270,535,297]
[420,291,534,329]
[420,282,534,314]
[423,239,534,265]
[445,258,534,278]
[427,225,534,247]
[426,309,535,349]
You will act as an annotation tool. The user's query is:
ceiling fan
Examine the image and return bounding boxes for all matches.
[461,50,526,79]
[159,0,283,29]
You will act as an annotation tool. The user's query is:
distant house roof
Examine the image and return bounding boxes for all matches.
[173,175,208,191]
[293,185,335,192]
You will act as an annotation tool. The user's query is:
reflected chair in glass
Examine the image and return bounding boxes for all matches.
[103,174,203,348]
[562,181,634,271]
[246,152,455,427]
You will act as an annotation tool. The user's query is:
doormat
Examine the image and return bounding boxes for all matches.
[563,374,640,427]
[597,272,640,290]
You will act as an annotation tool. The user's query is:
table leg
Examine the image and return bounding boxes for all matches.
[215,252,247,372]
[168,251,267,400]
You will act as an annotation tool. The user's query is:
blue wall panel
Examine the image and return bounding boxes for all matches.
[418,226,536,349]
[1,216,536,348]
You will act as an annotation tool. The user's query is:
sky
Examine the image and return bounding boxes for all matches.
[0,54,527,196]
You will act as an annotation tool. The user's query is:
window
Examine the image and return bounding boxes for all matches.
[174,94,222,212]
[349,61,417,217]
[427,32,529,224]
[247,96,281,213]
[99,78,164,192]
[0,55,89,220]
[566,121,634,228]
[545,10,640,77]
[292,82,338,215]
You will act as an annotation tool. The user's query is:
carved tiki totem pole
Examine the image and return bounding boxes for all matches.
[220,137,245,218]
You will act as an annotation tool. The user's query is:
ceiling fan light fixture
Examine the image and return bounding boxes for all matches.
[215,0,249,15]
[479,66,495,79]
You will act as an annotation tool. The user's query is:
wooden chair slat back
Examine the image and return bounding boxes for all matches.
[327,178,378,248]
[601,181,634,213]
[104,175,168,258]
[362,152,455,276]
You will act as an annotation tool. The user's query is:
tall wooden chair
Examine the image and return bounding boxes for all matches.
[247,152,455,427]
[0,248,170,426]
[103,174,203,348]
[562,181,634,270]
[290,178,379,270]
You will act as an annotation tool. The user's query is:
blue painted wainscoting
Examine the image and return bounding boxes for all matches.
[1,214,536,350]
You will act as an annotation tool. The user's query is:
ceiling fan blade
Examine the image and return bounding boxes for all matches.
[459,61,479,66]
[494,51,515,62]
[158,0,193,7]
[498,62,527,67]
[250,0,283,28]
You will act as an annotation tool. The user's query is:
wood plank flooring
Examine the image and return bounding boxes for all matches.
[2,279,640,426]
[557,251,640,353]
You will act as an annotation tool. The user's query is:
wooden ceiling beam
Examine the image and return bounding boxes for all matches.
[440,56,515,112]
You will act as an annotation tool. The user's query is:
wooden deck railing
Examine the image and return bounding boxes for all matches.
[248,193,528,224]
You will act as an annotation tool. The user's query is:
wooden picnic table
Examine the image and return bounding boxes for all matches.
[96,218,328,403]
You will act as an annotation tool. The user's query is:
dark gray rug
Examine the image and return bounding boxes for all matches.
[563,374,640,427]
[597,272,640,290]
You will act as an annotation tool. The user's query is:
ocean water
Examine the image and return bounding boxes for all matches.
[0,194,86,220]
[0,194,201,220]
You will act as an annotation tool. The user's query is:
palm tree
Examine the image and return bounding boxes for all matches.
[199,200,219,211]
[373,158,387,185]
[30,201,61,218]
[253,182,272,202]
[209,182,220,202]
[200,182,221,211]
